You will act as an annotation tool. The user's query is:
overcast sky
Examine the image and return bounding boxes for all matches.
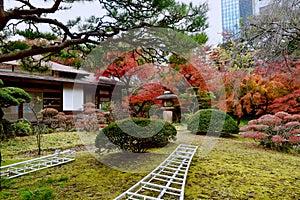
[181,0,222,46]
[5,0,222,46]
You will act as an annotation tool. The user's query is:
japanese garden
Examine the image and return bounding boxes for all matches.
[0,0,299,199]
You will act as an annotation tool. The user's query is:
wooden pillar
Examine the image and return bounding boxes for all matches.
[95,87,100,109]
[18,104,23,119]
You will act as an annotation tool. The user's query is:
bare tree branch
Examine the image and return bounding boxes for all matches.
[240,0,300,63]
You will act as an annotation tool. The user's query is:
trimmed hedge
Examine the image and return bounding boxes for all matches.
[187,109,239,137]
[95,118,177,153]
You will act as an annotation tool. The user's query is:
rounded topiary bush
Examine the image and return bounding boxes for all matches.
[187,109,239,137]
[95,118,177,153]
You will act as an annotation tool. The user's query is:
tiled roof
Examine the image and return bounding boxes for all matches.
[0,70,97,85]
[48,61,91,75]
[2,59,90,76]
[1,58,120,86]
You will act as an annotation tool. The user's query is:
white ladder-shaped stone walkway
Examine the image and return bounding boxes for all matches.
[0,149,76,179]
[115,144,198,200]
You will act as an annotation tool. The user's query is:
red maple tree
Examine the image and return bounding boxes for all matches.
[94,51,140,89]
[128,82,167,117]
[238,61,300,117]
[93,49,300,121]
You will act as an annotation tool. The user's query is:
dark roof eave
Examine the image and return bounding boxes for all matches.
[0,71,118,86]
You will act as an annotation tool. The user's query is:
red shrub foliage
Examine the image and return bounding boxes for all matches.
[291,129,300,135]
[94,51,139,81]
[75,102,112,132]
[271,135,286,143]
[289,136,300,144]
[242,131,268,140]
[241,112,300,152]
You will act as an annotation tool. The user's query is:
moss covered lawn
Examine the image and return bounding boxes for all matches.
[0,129,299,199]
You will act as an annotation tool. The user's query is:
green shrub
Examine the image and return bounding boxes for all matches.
[187,109,239,137]
[13,119,32,136]
[96,118,177,153]
[95,131,119,154]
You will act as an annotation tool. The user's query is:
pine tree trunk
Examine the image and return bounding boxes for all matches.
[36,128,41,155]
[0,122,2,191]
[0,107,4,121]
[0,151,2,191]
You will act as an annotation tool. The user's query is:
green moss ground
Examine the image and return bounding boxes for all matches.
[0,129,299,199]
[185,139,300,199]
[0,131,95,160]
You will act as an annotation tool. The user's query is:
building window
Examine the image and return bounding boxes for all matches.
[63,85,84,111]
[43,91,61,110]
[2,106,18,121]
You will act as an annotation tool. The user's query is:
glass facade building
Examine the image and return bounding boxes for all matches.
[253,0,272,15]
[221,0,253,39]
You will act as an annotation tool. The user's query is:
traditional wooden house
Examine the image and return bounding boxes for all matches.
[0,60,121,121]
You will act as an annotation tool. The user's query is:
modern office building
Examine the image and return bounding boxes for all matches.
[196,0,273,44]
[253,0,272,15]
[221,0,254,39]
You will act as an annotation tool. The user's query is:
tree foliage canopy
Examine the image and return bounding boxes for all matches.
[0,0,208,63]
[0,79,31,119]
[0,80,30,108]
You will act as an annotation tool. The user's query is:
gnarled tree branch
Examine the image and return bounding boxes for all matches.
[0,0,208,64]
